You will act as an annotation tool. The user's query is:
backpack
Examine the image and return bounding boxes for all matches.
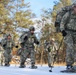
[55,5,72,32]
[19,31,29,43]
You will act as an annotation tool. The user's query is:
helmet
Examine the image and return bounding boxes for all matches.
[6,34,11,37]
[29,26,35,31]
[51,38,55,41]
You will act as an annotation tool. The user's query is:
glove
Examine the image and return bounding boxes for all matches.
[24,36,28,41]
[36,41,39,45]
[15,45,18,48]
[20,43,24,47]
[48,48,51,52]
[55,21,60,27]
[62,30,67,36]
[3,44,6,47]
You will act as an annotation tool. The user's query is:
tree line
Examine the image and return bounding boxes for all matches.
[0,0,73,64]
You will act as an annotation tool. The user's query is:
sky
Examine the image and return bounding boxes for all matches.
[25,0,59,18]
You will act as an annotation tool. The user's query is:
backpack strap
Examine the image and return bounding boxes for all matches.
[65,10,71,28]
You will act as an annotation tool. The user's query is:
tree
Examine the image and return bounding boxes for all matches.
[0,0,34,40]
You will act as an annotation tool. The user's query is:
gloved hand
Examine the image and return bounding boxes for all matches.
[20,43,24,48]
[15,45,18,48]
[24,36,28,41]
[62,30,67,36]
[3,44,6,47]
[36,41,39,45]
[48,48,51,52]
[55,21,60,27]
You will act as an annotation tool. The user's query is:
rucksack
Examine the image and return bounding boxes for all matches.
[55,5,72,32]
[19,31,29,43]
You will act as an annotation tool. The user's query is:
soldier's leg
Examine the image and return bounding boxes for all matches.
[48,52,54,72]
[1,52,4,66]
[19,55,26,68]
[3,51,9,66]
[30,49,37,68]
[7,53,12,66]
[48,52,52,67]
[74,44,76,62]
[19,52,29,68]
[64,32,74,69]
[0,52,1,65]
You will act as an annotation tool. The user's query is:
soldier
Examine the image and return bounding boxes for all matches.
[60,3,76,71]
[19,26,39,68]
[1,34,15,66]
[44,39,56,72]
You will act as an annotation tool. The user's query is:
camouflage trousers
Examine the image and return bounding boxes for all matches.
[48,52,55,66]
[0,51,4,66]
[4,49,12,64]
[20,47,35,66]
[64,31,76,66]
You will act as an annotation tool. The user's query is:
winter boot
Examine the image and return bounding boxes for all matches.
[31,65,37,69]
[48,64,53,68]
[48,64,53,72]
[19,62,25,68]
[4,62,10,67]
[66,65,75,71]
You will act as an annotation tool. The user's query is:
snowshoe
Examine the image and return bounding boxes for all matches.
[49,69,52,72]
[30,65,37,69]
[19,65,25,68]
[60,67,76,73]
[60,69,76,73]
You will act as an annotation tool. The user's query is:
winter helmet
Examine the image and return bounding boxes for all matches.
[6,34,11,37]
[29,26,35,31]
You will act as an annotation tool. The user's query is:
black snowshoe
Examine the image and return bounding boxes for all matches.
[49,69,52,72]
[60,69,76,73]
[4,62,10,67]
[19,64,26,68]
[30,65,37,69]
[61,66,76,73]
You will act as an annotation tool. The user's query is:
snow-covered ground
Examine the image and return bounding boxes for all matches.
[0,64,76,75]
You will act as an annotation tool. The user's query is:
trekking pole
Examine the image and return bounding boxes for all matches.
[40,43,44,67]
[41,50,43,67]
[53,37,64,64]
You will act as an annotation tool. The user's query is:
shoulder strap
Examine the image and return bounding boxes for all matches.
[65,10,71,26]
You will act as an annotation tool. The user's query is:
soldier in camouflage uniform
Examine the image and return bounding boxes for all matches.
[1,34,15,66]
[44,39,56,72]
[19,26,39,68]
[60,3,76,70]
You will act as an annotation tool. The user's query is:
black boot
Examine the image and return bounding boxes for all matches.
[4,62,10,67]
[66,65,74,71]
[48,64,53,68]
[48,64,53,72]
[19,62,25,68]
[31,65,37,69]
